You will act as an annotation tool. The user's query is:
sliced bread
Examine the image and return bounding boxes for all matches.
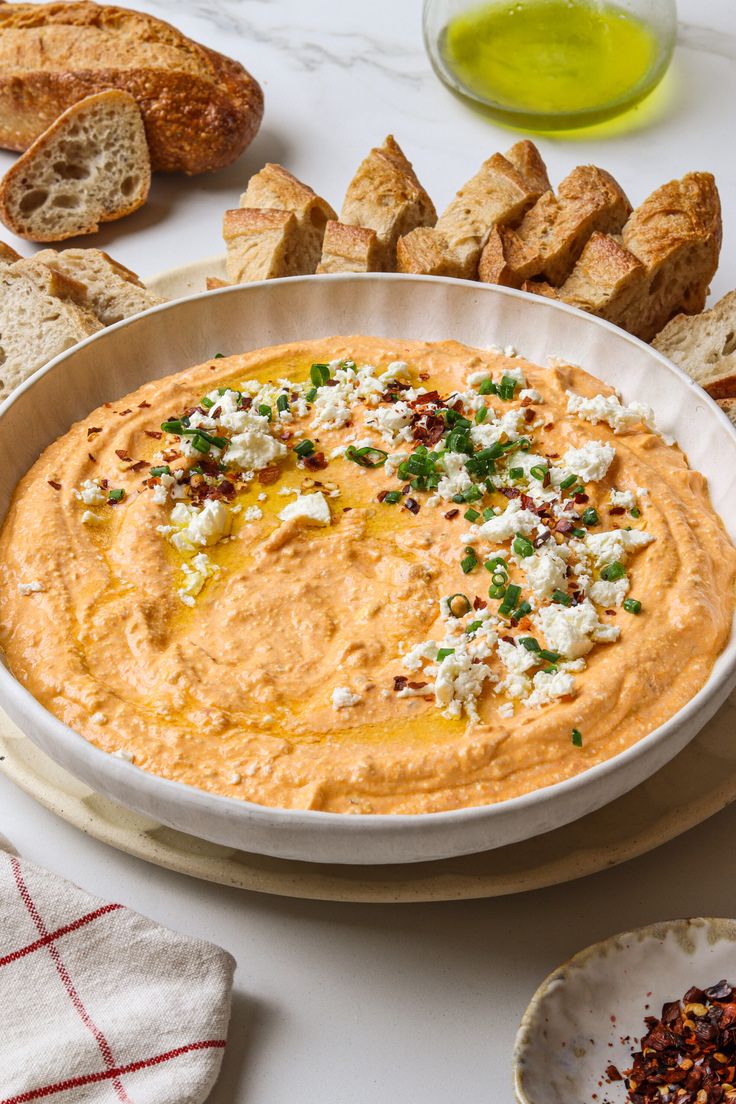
[0,262,101,402]
[240,163,336,275]
[718,398,736,426]
[0,90,151,242]
[534,232,646,323]
[652,288,736,398]
[0,239,20,263]
[33,247,165,325]
[223,207,306,283]
[340,135,436,271]
[316,221,383,274]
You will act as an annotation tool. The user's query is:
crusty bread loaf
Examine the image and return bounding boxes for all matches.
[0,260,101,402]
[652,288,736,399]
[33,247,165,324]
[240,163,336,275]
[718,398,736,426]
[316,221,383,274]
[479,225,541,287]
[340,135,436,271]
[224,207,309,283]
[0,90,150,241]
[505,165,632,287]
[0,239,20,263]
[0,2,263,175]
[504,140,552,196]
[532,232,646,324]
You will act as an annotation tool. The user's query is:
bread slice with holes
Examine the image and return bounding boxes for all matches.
[0,260,101,402]
[340,135,436,271]
[652,288,736,398]
[0,89,150,242]
[223,207,309,283]
[316,221,383,274]
[32,247,165,325]
[240,163,336,275]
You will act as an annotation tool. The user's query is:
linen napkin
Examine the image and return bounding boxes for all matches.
[0,845,234,1103]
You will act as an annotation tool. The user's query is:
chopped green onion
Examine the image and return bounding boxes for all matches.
[570,527,585,538]
[529,465,548,481]
[485,556,507,573]
[213,352,224,359]
[539,648,560,663]
[447,594,471,617]
[201,396,215,409]
[345,445,387,468]
[488,584,506,600]
[552,589,572,606]
[461,547,478,574]
[571,728,583,748]
[499,583,521,614]
[499,374,518,400]
[519,637,540,652]
[107,488,125,503]
[623,598,642,614]
[600,561,626,581]
[544,664,559,675]
[384,490,401,504]
[161,419,184,434]
[630,506,641,518]
[482,507,495,521]
[464,508,480,522]
[514,600,532,620]
[491,571,507,587]
[310,363,330,387]
[517,438,532,452]
[560,473,578,490]
[508,466,524,480]
[479,378,496,395]
[437,647,455,662]
[582,507,600,527]
[276,394,290,413]
[258,404,272,421]
[305,387,318,403]
[475,405,488,424]
[294,439,315,457]
[191,433,212,454]
[513,533,535,558]
[461,484,482,503]
[466,620,483,635]
[150,465,170,477]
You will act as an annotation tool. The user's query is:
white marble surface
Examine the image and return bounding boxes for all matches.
[2,1,736,1100]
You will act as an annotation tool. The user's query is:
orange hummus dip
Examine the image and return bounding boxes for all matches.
[0,337,734,814]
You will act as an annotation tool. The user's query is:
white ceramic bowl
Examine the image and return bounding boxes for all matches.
[0,275,734,865]
[514,917,736,1104]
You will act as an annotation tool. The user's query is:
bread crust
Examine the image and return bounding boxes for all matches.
[316,221,382,274]
[0,2,264,174]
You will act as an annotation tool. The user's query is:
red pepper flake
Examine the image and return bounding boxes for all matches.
[304,452,328,471]
[473,596,487,610]
[555,518,575,533]
[116,408,132,416]
[606,1066,622,1082]
[88,453,96,463]
[523,407,536,422]
[574,492,589,504]
[393,676,408,692]
[138,401,151,409]
[258,466,281,485]
[533,531,552,548]
[403,497,420,515]
[376,490,389,503]
[47,480,61,490]
[128,460,148,472]
[609,505,626,515]
[409,390,441,407]
[144,430,163,440]
[444,508,460,520]
[418,372,430,381]
[87,426,102,439]
[115,449,133,463]
[621,980,736,1103]
[407,681,428,690]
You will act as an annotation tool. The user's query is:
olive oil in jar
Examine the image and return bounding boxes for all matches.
[425,0,676,129]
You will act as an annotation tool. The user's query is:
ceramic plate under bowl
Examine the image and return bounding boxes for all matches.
[0,275,734,865]
[514,917,736,1103]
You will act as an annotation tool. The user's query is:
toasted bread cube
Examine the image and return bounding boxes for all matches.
[516,165,632,286]
[653,288,736,399]
[340,135,436,271]
[240,163,336,274]
[504,140,552,196]
[396,227,471,278]
[479,225,542,288]
[316,221,383,274]
[224,208,304,283]
[555,232,646,319]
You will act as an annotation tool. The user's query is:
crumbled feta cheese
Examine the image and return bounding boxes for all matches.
[566,391,654,433]
[278,491,331,527]
[76,478,106,506]
[496,672,532,700]
[17,581,45,595]
[112,748,134,761]
[524,669,576,708]
[609,488,636,509]
[223,410,288,471]
[497,701,515,718]
[81,510,103,525]
[589,577,630,607]
[365,401,414,444]
[497,639,538,675]
[561,441,616,483]
[536,598,616,660]
[520,547,568,601]
[169,499,232,552]
[468,369,491,386]
[179,552,220,602]
[437,451,474,502]
[519,388,543,403]
[583,528,655,567]
[472,498,539,543]
[243,505,263,522]
[331,686,362,709]
[402,640,439,672]
[434,645,494,721]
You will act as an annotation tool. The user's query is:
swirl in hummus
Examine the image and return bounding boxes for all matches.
[0,337,734,814]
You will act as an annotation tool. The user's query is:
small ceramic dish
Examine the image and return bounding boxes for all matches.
[514,917,736,1103]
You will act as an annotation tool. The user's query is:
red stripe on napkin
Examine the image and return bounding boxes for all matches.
[0,903,123,968]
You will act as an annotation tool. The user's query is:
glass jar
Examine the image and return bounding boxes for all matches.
[423,0,677,130]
